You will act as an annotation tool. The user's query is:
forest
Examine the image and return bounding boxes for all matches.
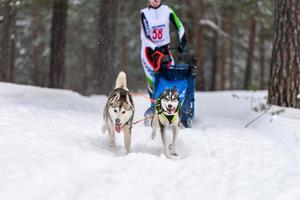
[0,0,299,108]
[1,1,300,198]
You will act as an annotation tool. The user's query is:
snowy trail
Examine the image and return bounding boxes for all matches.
[1,83,300,200]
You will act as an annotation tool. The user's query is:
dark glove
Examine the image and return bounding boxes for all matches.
[154,46,163,53]
[177,44,186,53]
[178,37,186,53]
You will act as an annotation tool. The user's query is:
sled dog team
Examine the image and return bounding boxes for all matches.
[102,71,180,159]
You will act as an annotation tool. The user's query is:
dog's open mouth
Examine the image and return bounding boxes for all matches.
[166,107,176,114]
[115,123,122,133]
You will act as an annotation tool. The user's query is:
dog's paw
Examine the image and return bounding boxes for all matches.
[109,141,116,148]
[163,148,172,159]
[164,152,171,159]
[125,149,130,155]
[168,144,177,155]
[151,131,156,140]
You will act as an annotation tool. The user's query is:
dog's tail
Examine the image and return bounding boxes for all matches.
[115,71,128,91]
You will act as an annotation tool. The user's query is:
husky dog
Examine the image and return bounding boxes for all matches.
[102,71,134,154]
[151,88,180,158]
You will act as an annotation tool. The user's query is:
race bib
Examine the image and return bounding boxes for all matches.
[151,25,167,42]
[152,28,163,40]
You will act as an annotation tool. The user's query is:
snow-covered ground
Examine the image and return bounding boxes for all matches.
[1,82,300,200]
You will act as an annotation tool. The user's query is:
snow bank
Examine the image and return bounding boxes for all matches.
[1,83,300,200]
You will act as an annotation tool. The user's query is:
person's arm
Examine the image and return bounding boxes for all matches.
[140,11,157,50]
[169,8,186,52]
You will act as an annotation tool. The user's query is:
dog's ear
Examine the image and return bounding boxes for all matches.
[126,94,133,108]
[175,93,179,100]
[109,93,120,105]
[115,93,120,101]
[173,92,179,101]
[160,90,166,99]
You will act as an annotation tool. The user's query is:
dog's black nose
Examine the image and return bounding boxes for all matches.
[115,119,120,123]
[168,104,172,108]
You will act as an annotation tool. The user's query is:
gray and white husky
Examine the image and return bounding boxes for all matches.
[151,88,180,158]
[102,71,134,154]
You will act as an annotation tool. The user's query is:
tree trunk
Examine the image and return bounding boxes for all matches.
[259,26,266,90]
[244,15,257,90]
[81,45,88,95]
[182,0,193,42]
[268,0,300,108]
[219,8,230,90]
[49,0,68,88]
[219,43,227,90]
[120,34,128,72]
[32,3,45,86]
[194,0,205,91]
[119,1,128,72]
[220,3,236,91]
[0,1,16,82]
[94,0,119,94]
[228,16,235,90]
[228,38,235,90]
[210,15,219,91]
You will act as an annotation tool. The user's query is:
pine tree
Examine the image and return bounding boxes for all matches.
[268,0,300,108]
[0,0,17,82]
[49,0,68,88]
[94,0,119,94]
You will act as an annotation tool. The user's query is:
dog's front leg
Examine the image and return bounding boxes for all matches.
[151,111,158,139]
[107,121,116,148]
[169,125,179,156]
[160,126,171,159]
[123,125,131,154]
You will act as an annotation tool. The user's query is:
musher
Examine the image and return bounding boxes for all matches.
[140,0,187,117]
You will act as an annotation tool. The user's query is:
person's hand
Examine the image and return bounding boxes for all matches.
[154,46,163,53]
[177,43,185,53]
[177,46,184,53]
[177,40,186,53]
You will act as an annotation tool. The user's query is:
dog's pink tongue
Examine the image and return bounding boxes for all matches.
[167,107,175,113]
[115,124,122,133]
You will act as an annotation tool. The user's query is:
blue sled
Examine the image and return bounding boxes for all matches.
[153,63,196,128]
